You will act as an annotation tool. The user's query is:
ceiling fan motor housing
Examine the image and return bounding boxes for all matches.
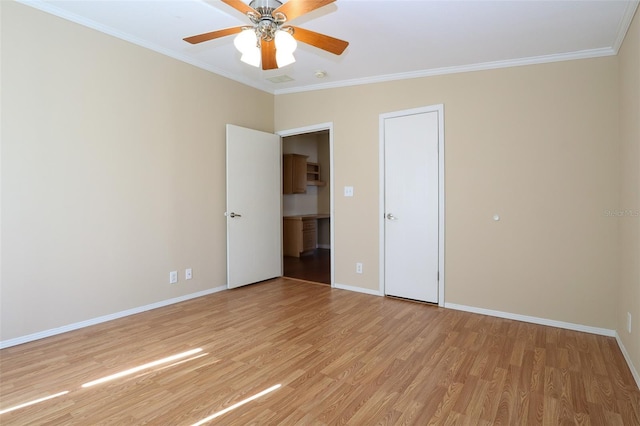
[247,0,287,42]
[249,0,283,18]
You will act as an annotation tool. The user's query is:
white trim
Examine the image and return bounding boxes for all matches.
[273,48,617,95]
[615,332,640,389]
[277,122,333,138]
[445,302,616,337]
[379,105,445,307]
[378,116,385,299]
[437,108,446,307]
[333,283,383,297]
[0,286,227,349]
[277,123,335,288]
[613,1,640,53]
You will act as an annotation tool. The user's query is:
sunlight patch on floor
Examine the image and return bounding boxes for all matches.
[82,348,203,388]
[0,391,69,415]
[191,384,282,426]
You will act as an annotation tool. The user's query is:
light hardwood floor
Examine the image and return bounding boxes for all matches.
[1,278,638,425]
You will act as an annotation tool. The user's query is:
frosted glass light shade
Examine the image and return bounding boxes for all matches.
[276,51,295,67]
[241,49,261,67]
[234,29,257,53]
[234,29,260,67]
[275,30,297,53]
[275,30,297,67]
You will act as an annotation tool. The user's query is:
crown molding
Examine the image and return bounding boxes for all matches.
[273,47,617,95]
[613,1,640,53]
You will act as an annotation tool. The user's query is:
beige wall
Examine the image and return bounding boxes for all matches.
[617,8,640,378]
[0,2,274,340]
[276,58,620,329]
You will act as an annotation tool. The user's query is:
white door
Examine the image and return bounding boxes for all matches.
[382,109,440,303]
[226,124,281,289]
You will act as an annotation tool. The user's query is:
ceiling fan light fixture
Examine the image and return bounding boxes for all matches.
[276,50,296,67]
[234,29,258,54]
[275,29,297,53]
[274,29,297,67]
[241,49,261,67]
[234,29,260,68]
[184,0,349,71]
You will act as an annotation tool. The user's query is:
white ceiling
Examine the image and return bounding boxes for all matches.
[21,0,639,94]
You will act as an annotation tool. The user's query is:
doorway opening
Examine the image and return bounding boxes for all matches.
[279,125,333,286]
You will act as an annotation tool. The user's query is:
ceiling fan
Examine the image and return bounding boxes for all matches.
[184,0,349,70]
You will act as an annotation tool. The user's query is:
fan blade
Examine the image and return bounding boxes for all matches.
[261,39,278,70]
[221,0,259,16]
[184,26,244,44]
[291,26,348,55]
[274,0,336,22]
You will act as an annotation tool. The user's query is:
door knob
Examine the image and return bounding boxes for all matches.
[386,213,397,220]
[229,212,242,218]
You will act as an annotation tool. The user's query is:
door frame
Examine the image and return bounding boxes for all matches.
[378,105,445,306]
[277,122,335,287]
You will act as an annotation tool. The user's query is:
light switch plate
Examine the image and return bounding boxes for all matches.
[344,186,354,197]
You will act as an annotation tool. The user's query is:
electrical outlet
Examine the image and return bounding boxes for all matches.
[185,268,192,280]
[169,271,178,284]
[628,312,632,334]
[344,186,354,197]
[356,262,363,274]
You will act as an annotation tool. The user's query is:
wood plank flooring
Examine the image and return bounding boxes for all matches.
[1,278,638,425]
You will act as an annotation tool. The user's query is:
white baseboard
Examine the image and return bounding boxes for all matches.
[0,286,227,349]
[444,303,616,337]
[615,332,640,390]
[333,282,383,296]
